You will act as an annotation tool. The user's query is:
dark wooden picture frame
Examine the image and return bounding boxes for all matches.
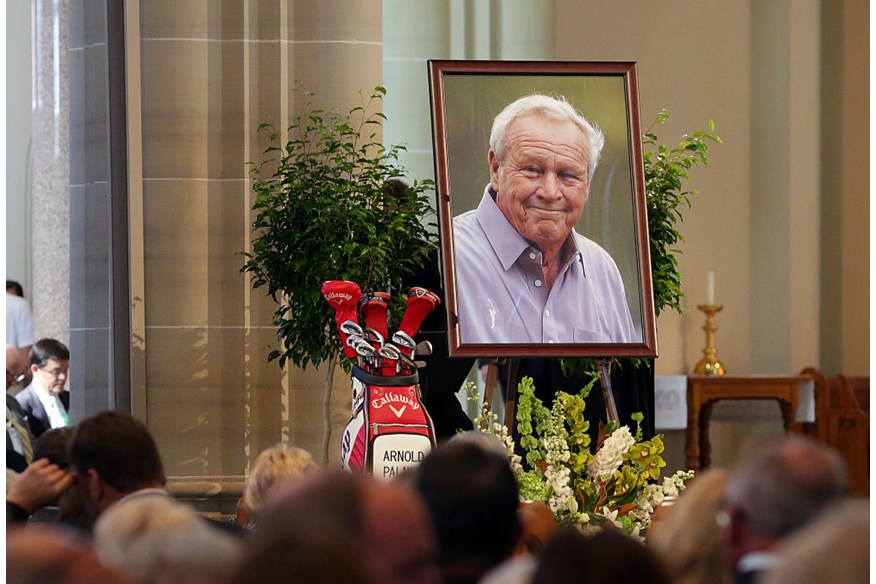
[428,60,657,358]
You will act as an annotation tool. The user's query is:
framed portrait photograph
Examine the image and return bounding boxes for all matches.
[428,60,657,358]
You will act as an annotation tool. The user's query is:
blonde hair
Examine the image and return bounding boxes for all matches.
[244,443,319,515]
[647,469,732,584]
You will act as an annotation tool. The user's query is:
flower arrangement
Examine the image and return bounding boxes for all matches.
[470,375,693,540]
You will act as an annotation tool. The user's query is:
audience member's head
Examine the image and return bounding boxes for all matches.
[94,494,242,584]
[24,427,79,522]
[514,500,558,557]
[647,468,732,584]
[414,440,522,582]
[720,435,848,575]
[533,527,672,584]
[239,470,441,584]
[7,279,24,297]
[445,429,509,456]
[70,410,166,515]
[761,498,869,584]
[243,442,319,524]
[7,343,27,388]
[34,426,75,468]
[6,524,128,584]
[28,338,71,396]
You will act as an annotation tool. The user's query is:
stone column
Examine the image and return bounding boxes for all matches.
[749,0,821,373]
[32,0,70,345]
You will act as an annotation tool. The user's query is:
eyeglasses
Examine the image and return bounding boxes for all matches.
[39,366,69,378]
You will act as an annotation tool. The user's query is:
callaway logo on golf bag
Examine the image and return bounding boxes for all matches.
[340,366,436,479]
[323,281,442,478]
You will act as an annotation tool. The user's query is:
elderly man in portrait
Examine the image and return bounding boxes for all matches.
[453,95,636,344]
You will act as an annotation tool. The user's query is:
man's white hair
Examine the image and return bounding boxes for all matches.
[489,94,606,183]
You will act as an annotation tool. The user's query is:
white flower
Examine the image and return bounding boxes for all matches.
[588,426,635,478]
[599,506,624,529]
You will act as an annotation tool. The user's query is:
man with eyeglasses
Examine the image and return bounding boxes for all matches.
[15,338,71,438]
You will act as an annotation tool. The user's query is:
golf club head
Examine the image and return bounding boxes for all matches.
[352,338,377,357]
[378,344,401,360]
[415,340,433,356]
[340,320,364,337]
[391,331,416,358]
[391,330,416,350]
[363,326,385,347]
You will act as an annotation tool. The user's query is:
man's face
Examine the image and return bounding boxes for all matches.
[491,113,590,256]
[31,358,69,395]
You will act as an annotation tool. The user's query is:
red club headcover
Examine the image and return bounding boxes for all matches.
[398,287,441,339]
[360,291,391,339]
[321,280,362,359]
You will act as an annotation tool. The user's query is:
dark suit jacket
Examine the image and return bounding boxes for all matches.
[15,384,70,438]
[6,394,34,471]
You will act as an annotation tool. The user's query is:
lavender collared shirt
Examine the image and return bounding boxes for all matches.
[453,188,638,344]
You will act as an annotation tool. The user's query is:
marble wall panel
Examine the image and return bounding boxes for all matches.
[139,40,210,178]
[288,1,382,43]
[146,326,247,477]
[142,179,209,326]
[206,179,249,327]
[285,45,384,116]
[207,41,247,179]
[68,326,112,420]
[140,0,264,41]
[83,43,109,185]
[69,181,110,330]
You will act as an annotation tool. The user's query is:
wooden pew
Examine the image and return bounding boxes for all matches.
[801,368,869,497]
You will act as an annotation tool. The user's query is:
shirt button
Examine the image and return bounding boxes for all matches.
[548,339,555,344]
[529,252,537,261]
[544,309,551,317]
[534,279,543,287]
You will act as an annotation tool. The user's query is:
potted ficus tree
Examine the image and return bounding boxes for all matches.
[241,87,437,462]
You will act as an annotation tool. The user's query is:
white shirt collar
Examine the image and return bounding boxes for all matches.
[32,378,67,428]
[737,551,779,573]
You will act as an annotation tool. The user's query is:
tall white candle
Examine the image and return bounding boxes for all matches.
[707,271,715,305]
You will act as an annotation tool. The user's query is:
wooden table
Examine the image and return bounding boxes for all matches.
[685,374,813,470]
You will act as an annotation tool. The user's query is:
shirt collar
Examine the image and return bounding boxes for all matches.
[31,378,58,408]
[737,551,779,573]
[475,185,583,273]
[116,488,170,507]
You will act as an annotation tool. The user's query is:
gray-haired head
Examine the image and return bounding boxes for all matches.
[724,434,848,538]
[489,94,605,185]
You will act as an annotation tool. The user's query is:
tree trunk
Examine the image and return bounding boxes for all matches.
[321,356,337,464]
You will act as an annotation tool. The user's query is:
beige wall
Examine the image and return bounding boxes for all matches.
[554,0,868,377]
[555,1,754,375]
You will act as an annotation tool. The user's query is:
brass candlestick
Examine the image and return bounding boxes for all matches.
[694,304,726,375]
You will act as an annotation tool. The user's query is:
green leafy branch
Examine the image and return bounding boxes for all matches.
[241,87,437,371]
